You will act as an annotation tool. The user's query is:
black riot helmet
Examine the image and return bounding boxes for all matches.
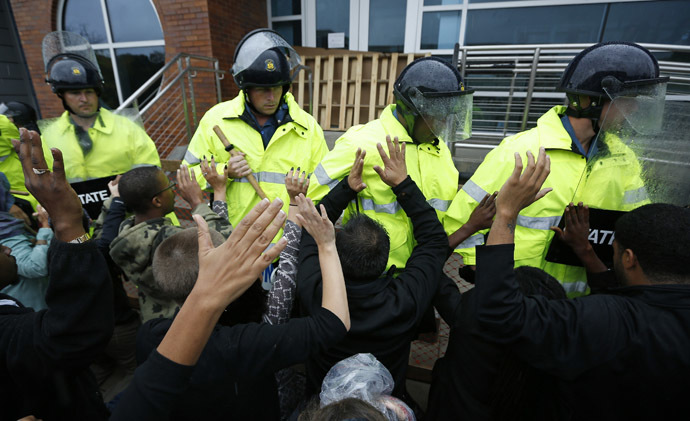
[0,101,40,133]
[232,29,300,95]
[558,42,669,122]
[233,47,291,91]
[393,57,474,143]
[46,55,105,95]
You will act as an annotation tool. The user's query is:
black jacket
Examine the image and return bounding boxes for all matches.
[0,240,113,420]
[474,244,690,420]
[128,307,346,420]
[298,176,448,398]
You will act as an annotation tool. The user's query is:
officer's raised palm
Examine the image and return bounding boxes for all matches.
[374,135,407,187]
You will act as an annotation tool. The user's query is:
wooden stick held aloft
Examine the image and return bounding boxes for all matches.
[212,125,268,200]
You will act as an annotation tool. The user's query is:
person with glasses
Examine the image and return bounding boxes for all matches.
[102,165,232,322]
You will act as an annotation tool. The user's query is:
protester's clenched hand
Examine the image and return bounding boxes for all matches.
[295,193,334,246]
[192,198,286,309]
[347,148,367,192]
[551,202,591,254]
[177,165,204,209]
[373,135,407,187]
[285,168,309,204]
[16,129,84,242]
[495,148,551,219]
[226,153,252,179]
[108,175,121,198]
[467,192,497,231]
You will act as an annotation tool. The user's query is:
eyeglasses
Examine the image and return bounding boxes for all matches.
[151,180,176,198]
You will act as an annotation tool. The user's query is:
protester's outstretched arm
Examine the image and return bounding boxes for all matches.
[295,193,350,330]
[112,199,287,420]
[15,129,113,363]
[263,169,309,325]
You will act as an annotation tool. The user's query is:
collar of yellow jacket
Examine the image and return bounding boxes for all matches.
[57,108,115,136]
[223,91,310,131]
[0,115,19,140]
[536,105,577,151]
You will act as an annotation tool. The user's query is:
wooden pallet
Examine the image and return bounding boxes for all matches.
[292,52,430,131]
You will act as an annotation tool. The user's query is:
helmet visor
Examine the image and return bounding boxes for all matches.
[232,30,300,77]
[584,97,690,208]
[408,87,473,143]
[601,81,667,135]
[42,31,102,77]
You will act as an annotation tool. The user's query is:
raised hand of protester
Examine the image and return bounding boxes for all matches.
[200,157,228,197]
[551,202,591,253]
[495,148,551,219]
[467,192,497,231]
[194,198,287,309]
[373,135,407,187]
[16,128,84,242]
[177,165,204,209]
[33,205,50,230]
[487,148,550,246]
[295,193,334,246]
[226,152,252,179]
[285,167,309,204]
[108,174,121,198]
[347,148,367,192]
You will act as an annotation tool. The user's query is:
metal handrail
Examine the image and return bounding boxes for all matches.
[116,53,226,112]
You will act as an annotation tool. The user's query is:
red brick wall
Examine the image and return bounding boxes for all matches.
[11,0,267,119]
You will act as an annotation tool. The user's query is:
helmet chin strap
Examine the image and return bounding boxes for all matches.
[395,100,419,143]
[565,93,604,131]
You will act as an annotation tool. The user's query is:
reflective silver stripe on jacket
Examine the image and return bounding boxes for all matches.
[455,233,485,250]
[232,171,289,185]
[0,155,9,163]
[314,163,340,190]
[184,149,201,164]
[461,179,489,203]
[360,198,401,214]
[561,281,588,295]
[516,214,562,230]
[623,186,648,204]
[427,198,452,212]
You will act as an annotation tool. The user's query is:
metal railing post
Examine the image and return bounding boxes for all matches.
[503,59,518,137]
[213,59,223,103]
[185,56,198,128]
[178,59,192,143]
[521,47,541,131]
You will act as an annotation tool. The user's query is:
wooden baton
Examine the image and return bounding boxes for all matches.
[212,125,268,200]
[9,190,30,196]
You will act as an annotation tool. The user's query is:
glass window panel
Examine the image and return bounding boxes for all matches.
[424,0,461,5]
[94,49,118,109]
[273,21,302,46]
[603,1,690,46]
[316,0,350,49]
[105,0,164,43]
[271,0,300,16]
[63,0,108,44]
[115,46,165,102]
[470,0,534,2]
[368,0,407,53]
[421,11,461,49]
[465,5,605,45]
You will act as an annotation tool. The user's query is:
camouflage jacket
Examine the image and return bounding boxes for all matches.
[109,203,232,322]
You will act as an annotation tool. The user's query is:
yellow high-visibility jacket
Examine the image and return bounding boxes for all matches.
[308,104,459,269]
[444,106,648,297]
[0,115,53,209]
[41,108,161,183]
[183,92,327,244]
